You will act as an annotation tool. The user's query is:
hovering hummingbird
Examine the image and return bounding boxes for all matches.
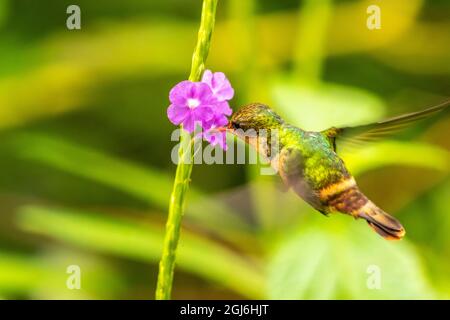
[226,101,449,240]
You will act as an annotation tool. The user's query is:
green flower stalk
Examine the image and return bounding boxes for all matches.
[155,0,218,300]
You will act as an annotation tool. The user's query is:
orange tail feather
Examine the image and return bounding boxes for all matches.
[356,201,405,240]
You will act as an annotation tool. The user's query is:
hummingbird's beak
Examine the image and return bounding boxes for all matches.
[207,121,236,135]
[208,126,228,134]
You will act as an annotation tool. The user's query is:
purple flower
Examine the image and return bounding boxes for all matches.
[167,70,234,149]
[202,70,234,116]
[204,110,228,130]
[202,113,229,150]
[167,81,217,133]
[203,129,228,151]
[201,70,234,101]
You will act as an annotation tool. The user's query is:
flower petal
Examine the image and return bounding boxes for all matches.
[169,80,192,105]
[216,101,233,116]
[188,106,215,132]
[202,70,234,102]
[204,130,227,150]
[201,69,213,85]
[190,82,215,103]
[213,113,229,127]
[217,133,228,150]
[167,104,190,125]
[216,85,234,101]
[182,113,195,133]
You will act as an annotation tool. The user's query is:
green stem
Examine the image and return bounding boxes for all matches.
[155,0,218,300]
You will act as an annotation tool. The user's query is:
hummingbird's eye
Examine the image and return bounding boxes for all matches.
[231,121,240,129]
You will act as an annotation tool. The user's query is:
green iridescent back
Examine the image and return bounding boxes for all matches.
[279,125,351,190]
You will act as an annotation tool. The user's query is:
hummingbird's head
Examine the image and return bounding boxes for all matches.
[228,103,284,133]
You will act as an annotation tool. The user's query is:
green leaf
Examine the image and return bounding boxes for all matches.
[268,215,436,299]
[16,205,265,299]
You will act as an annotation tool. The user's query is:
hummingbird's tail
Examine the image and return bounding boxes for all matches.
[355,201,405,240]
[323,178,405,240]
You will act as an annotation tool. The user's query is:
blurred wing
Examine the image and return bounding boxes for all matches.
[278,147,325,213]
[322,100,450,154]
[278,147,303,188]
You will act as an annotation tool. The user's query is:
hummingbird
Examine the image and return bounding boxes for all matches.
[226,101,449,240]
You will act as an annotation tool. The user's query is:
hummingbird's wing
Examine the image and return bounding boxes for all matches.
[322,100,450,154]
[278,147,326,214]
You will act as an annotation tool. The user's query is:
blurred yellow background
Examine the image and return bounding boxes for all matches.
[0,0,449,299]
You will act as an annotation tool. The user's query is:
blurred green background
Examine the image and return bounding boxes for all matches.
[0,0,449,299]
